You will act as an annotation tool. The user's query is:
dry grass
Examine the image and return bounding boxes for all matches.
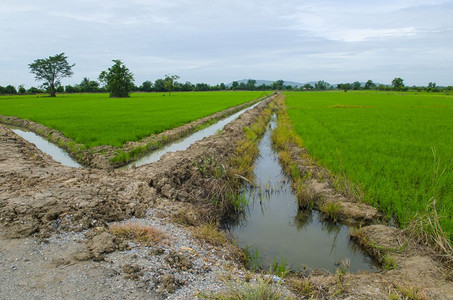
[405,198,453,264]
[200,278,294,300]
[192,223,228,246]
[109,223,167,246]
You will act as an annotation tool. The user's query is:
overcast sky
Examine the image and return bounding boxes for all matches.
[1,0,452,87]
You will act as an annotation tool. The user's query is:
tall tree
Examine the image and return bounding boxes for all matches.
[140,80,153,92]
[391,77,405,90]
[314,80,328,90]
[99,60,134,98]
[352,81,361,90]
[231,81,239,90]
[246,79,257,90]
[164,74,180,96]
[28,53,75,97]
[271,80,284,90]
[364,80,376,90]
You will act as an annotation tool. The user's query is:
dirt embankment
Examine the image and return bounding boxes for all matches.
[273,96,453,299]
[0,95,268,170]
[0,94,277,239]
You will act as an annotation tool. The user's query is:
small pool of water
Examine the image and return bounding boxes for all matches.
[125,101,263,168]
[226,115,377,273]
[11,128,82,168]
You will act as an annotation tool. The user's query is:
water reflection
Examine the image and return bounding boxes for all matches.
[227,115,377,273]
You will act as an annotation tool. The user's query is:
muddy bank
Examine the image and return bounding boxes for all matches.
[272,96,453,299]
[0,95,269,169]
[0,94,277,239]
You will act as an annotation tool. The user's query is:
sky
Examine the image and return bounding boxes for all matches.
[1,0,452,87]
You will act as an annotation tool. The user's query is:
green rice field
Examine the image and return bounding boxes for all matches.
[0,91,268,147]
[284,91,453,240]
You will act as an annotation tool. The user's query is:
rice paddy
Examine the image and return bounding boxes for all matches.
[284,91,453,240]
[0,91,269,147]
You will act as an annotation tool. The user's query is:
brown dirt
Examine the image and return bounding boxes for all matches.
[0,96,265,169]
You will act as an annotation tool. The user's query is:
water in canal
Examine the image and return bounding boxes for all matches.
[11,128,82,168]
[227,115,377,273]
[126,101,263,168]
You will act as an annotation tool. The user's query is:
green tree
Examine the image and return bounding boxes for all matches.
[231,81,239,90]
[99,60,134,98]
[314,80,328,90]
[271,80,284,90]
[5,85,17,94]
[78,77,100,92]
[153,78,166,92]
[364,80,376,90]
[303,83,313,90]
[219,83,226,90]
[337,83,351,92]
[18,85,26,94]
[164,74,180,96]
[28,53,75,97]
[352,81,361,90]
[140,80,153,92]
[391,77,405,90]
[246,79,256,90]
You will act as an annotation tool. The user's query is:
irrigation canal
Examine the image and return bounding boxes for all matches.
[8,100,262,169]
[124,100,262,168]
[226,114,378,273]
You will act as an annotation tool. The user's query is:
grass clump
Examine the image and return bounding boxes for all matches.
[192,223,228,246]
[200,278,294,300]
[109,223,166,245]
[321,202,341,222]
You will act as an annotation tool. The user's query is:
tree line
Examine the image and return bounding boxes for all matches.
[1,53,452,96]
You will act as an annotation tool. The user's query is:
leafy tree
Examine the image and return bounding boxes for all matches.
[337,83,352,92]
[352,81,361,90]
[180,81,194,91]
[219,83,226,90]
[18,85,26,94]
[153,79,166,92]
[78,77,100,92]
[364,80,376,90]
[391,77,405,90]
[140,80,153,92]
[5,85,17,94]
[303,83,313,90]
[231,81,239,90]
[426,82,438,92]
[65,85,79,93]
[28,53,75,97]
[238,82,247,90]
[0,86,5,94]
[164,74,180,96]
[271,80,284,90]
[314,80,328,90]
[28,86,44,94]
[246,79,256,90]
[195,83,210,91]
[99,60,134,98]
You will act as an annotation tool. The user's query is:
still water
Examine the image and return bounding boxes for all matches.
[227,115,377,273]
[12,128,82,168]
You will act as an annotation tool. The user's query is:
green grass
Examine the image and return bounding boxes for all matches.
[0,91,268,147]
[284,91,453,240]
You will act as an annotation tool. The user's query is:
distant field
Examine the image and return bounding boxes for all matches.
[0,91,269,147]
[284,91,453,239]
